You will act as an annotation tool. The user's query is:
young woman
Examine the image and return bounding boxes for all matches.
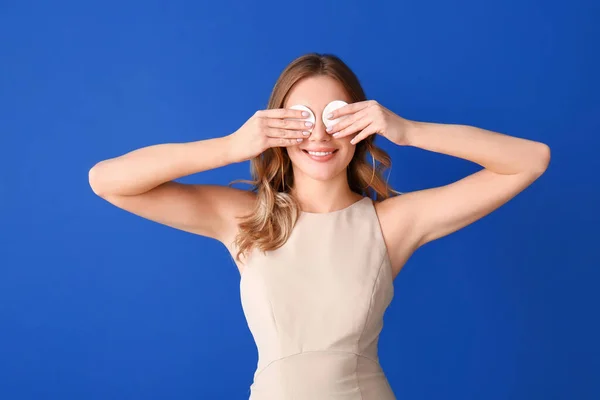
[89,53,550,399]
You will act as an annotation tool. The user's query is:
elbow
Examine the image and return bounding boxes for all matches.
[88,161,109,197]
[531,143,551,176]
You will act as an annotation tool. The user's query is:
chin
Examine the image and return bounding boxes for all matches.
[302,168,341,182]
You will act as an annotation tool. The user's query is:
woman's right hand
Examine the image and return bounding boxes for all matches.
[228,108,313,162]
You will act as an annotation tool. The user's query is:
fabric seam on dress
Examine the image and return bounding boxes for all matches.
[268,294,283,394]
[258,350,382,374]
[250,291,280,388]
[369,199,396,289]
[252,349,382,384]
[355,251,387,400]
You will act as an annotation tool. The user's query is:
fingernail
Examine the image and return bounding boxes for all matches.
[302,111,309,117]
[302,131,310,136]
[327,113,333,119]
[305,121,313,127]
[297,138,303,142]
[326,126,332,132]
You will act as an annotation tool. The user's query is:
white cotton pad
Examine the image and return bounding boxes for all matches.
[322,100,348,130]
[288,104,315,132]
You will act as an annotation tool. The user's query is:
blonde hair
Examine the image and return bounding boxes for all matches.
[228,52,401,264]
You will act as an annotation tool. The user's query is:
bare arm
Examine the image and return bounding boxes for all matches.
[88,135,255,244]
[88,107,310,245]
[89,136,237,196]
[378,120,550,273]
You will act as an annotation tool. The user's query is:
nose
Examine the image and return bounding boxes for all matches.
[308,113,331,142]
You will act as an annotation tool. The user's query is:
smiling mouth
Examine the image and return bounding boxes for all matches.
[301,148,339,162]
[301,149,339,154]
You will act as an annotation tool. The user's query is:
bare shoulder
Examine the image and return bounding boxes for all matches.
[373,193,417,224]
[373,194,421,278]
[216,186,257,247]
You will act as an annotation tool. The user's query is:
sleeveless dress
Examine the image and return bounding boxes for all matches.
[228,196,396,400]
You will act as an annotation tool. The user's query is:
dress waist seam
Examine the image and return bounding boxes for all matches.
[254,350,380,381]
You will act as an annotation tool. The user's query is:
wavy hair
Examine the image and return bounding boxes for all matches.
[228,53,401,264]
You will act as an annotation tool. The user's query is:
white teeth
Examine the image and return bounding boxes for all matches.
[307,151,333,156]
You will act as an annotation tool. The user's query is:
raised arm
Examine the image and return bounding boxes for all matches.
[88,136,255,243]
[379,120,551,255]
[88,107,311,245]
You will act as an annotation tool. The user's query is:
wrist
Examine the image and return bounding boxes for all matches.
[222,133,237,164]
[403,119,422,147]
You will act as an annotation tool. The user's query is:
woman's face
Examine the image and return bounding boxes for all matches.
[284,75,357,182]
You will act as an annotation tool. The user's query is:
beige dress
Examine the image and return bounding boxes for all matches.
[228,196,396,400]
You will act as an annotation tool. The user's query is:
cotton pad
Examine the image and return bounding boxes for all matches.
[288,105,315,132]
[322,100,348,130]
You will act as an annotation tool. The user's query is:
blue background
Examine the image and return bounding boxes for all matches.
[1,0,598,399]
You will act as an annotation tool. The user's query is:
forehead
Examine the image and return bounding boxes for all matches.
[284,75,352,111]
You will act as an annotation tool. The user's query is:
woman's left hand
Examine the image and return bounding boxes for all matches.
[326,100,411,146]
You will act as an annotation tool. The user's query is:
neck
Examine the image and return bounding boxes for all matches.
[290,170,361,213]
